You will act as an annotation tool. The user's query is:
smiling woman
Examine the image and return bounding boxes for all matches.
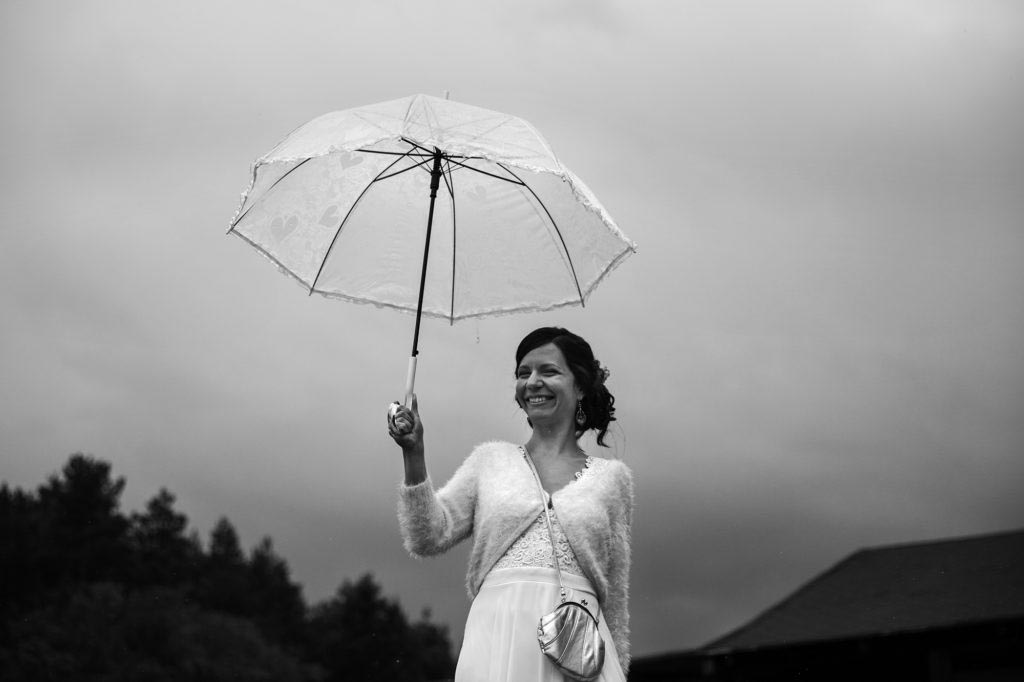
[388,327,634,681]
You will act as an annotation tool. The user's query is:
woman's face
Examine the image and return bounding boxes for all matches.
[515,343,582,428]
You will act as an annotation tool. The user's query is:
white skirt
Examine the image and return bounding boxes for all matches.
[455,567,626,682]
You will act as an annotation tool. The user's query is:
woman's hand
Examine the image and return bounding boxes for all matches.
[389,395,427,485]
[388,394,424,452]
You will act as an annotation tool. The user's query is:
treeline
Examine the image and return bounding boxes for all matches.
[0,453,455,681]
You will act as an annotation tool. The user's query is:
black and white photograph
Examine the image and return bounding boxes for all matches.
[2,2,1022,680]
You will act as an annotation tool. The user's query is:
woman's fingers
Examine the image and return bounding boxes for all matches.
[400,394,420,430]
[387,397,421,443]
[387,403,407,436]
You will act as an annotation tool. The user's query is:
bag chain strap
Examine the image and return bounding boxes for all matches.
[522,445,598,626]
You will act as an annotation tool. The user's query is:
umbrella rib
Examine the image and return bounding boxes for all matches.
[442,114,518,149]
[444,158,525,185]
[402,95,419,131]
[358,148,434,158]
[228,158,313,232]
[497,162,585,307]
[443,157,457,325]
[375,156,435,183]
[441,157,455,197]
[397,137,480,162]
[308,150,414,294]
[401,137,436,156]
[407,111,553,161]
[350,110,408,140]
[371,141,480,161]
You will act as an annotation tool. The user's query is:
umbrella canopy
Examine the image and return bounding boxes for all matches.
[228,94,636,323]
[228,94,636,403]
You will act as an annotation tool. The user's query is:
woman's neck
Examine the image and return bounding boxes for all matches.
[526,422,580,459]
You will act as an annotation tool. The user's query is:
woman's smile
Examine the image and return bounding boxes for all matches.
[525,395,557,412]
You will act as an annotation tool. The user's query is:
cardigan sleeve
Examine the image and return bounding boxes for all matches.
[397,447,482,557]
[604,461,635,673]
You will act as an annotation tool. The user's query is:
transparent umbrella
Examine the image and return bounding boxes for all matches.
[228,93,636,403]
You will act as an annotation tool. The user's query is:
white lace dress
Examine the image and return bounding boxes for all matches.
[454,457,626,682]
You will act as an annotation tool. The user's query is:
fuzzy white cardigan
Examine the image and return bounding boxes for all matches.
[397,440,634,671]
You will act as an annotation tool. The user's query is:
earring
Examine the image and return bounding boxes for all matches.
[575,400,586,426]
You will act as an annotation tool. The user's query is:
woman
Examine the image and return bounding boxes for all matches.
[389,327,633,681]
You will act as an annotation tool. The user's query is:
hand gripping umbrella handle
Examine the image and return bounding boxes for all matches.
[404,355,418,407]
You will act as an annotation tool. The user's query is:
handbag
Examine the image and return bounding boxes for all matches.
[523,449,606,681]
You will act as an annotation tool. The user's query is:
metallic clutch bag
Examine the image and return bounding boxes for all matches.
[538,598,606,681]
[523,447,607,681]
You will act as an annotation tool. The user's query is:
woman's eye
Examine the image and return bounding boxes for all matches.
[516,366,559,378]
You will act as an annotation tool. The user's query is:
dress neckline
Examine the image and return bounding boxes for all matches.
[520,445,593,498]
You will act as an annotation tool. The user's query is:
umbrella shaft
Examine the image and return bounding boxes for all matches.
[410,150,444,359]
[404,355,418,406]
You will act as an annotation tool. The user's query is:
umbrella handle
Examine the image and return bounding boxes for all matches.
[404,355,418,407]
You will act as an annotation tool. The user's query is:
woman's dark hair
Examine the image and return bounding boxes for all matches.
[515,327,616,447]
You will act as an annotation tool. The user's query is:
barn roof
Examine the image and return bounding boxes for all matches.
[702,528,1024,653]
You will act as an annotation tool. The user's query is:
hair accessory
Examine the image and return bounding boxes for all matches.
[575,400,587,426]
[522,447,606,680]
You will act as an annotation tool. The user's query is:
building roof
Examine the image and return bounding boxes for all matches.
[702,528,1024,654]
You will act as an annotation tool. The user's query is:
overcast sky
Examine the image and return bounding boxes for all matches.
[2,0,1022,657]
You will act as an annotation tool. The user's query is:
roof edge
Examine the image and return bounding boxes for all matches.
[701,613,1024,656]
[698,527,1024,653]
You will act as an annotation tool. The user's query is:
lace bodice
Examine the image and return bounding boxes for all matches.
[492,503,585,576]
[491,455,592,577]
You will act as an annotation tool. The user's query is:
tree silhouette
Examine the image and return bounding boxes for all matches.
[0,483,41,620]
[308,572,447,682]
[248,537,308,648]
[194,516,251,616]
[0,454,454,681]
[36,454,131,587]
[128,488,201,588]
[0,583,315,682]
[412,608,458,682]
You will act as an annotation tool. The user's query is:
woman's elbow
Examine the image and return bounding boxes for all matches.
[402,533,448,558]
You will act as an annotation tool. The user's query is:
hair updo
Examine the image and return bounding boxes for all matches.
[515,327,617,447]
